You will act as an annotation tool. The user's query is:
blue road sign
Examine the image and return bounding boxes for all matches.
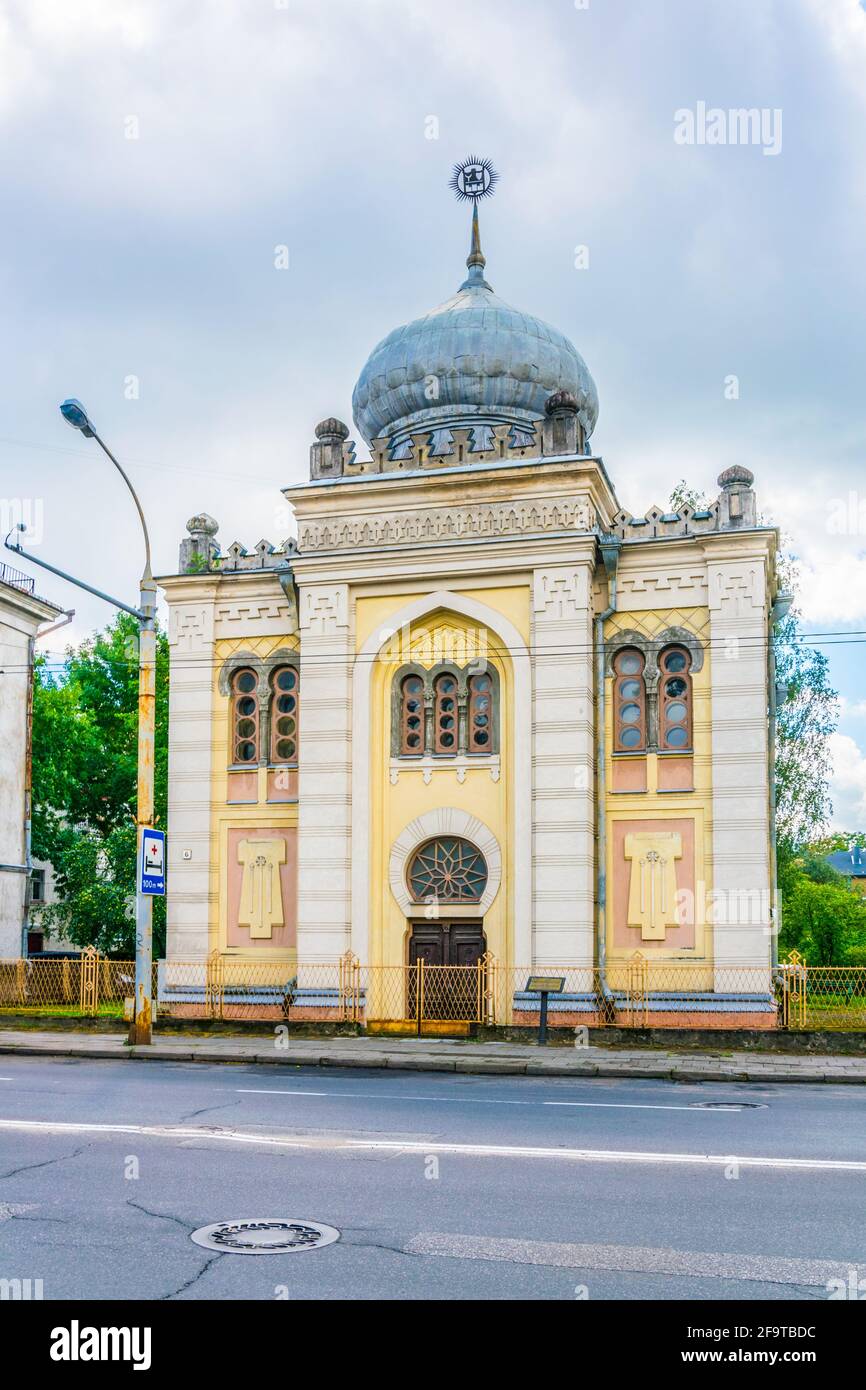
[141,828,166,896]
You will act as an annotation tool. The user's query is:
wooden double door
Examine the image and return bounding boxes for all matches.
[407,922,486,1022]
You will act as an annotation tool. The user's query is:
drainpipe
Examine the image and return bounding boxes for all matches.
[767,590,793,971]
[595,534,621,1016]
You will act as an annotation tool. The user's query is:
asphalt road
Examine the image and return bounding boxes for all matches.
[1,1055,865,1300]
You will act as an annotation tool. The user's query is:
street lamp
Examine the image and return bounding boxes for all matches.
[59,400,157,1044]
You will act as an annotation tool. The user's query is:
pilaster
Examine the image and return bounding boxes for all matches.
[704,543,772,974]
[165,589,217,959]
[296,582,352,963]
[531,554,596,966]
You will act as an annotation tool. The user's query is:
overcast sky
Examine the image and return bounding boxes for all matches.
[1,0,864,829]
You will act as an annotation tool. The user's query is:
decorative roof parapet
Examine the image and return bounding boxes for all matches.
[613,468,758,541]
[308,390,591,482]
[178,513,299,575]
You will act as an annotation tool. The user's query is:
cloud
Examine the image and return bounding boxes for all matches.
[829,733,866,830]
[1,0,864,780]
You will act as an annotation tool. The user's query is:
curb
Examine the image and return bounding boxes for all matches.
[1,1037,865,1083]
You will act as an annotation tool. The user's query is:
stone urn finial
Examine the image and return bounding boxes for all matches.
[542,389,583,456]
[180,513,219,573]
[311,419,350,479]
[717,465,756,529]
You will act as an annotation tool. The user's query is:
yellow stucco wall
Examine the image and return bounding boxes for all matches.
[357,587,529,972]
[209,633,300,962]
[603,607,714,974]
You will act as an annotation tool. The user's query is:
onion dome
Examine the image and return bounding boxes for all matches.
[351,207,598,451]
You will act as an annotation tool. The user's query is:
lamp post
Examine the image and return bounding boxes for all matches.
[59,400,156,1044]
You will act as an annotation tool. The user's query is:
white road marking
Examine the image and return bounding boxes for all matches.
[0,1117,861,1171]
[238,1089,330,1097]
[235,1088,742,1113]
[405,1233,866,1289]
[545,1101,744,1112]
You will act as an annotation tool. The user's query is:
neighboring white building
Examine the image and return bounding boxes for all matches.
[0,564,62,957]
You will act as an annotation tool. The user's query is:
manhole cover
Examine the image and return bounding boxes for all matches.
[190,1218,340,1254]
[690,1101,767,1110]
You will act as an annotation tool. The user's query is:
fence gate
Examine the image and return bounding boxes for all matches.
[406,958,491,1032]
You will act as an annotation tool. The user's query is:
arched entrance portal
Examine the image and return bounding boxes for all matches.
[406,836,487,1021]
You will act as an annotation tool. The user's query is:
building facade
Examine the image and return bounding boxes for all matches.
[160,214,781,1027]
[0,566,62,957]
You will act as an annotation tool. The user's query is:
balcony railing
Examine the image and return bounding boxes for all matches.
[0,562,36,595]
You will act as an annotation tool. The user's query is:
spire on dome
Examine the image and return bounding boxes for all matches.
[451,155,497,291]
[460,203,491,291]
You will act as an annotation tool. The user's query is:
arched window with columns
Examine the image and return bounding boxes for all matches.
[433,672,459,753]
[659,646,693,750]
[613,648,647,752]
[399,672,426,755]
[269,665,300,765]
[392,663,500,758]
[230,668,259,764]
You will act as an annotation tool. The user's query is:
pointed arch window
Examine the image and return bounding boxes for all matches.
[659,646,692,750]
[270,665,299,764]
[400,674,426,755]
[231,668,259,764]
[613,648,646,753]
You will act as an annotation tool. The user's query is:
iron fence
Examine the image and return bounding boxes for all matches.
[0,950,134,1016]
[1,950,865,1031]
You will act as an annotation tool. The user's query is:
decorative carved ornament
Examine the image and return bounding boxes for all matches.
[298,498,593,553]
[237,838,286,939]
[169,605,214,651]
[624,832,682,941]
[533,567,587,619]
[301,585,349,634]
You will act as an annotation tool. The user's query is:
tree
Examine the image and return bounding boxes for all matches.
[778,876,866,965]
[773,555,838,854]
[809,831,866,854]
[31,613,169,956]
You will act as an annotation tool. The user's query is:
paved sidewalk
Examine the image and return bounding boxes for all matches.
[1,1028,865,1084]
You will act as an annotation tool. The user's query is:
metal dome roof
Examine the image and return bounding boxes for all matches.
[351,214,598,450]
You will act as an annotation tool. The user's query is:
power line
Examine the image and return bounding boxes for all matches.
[7,632,866,679]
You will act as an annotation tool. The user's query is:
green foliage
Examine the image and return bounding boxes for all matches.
[809,831,866,854]
[772,551,839,851]
[669,480,710,511]
[31,613,168,956]
[36,825,140,955]
[779,877,866,965]
[774,609,838,851]
[778,846,866,964]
